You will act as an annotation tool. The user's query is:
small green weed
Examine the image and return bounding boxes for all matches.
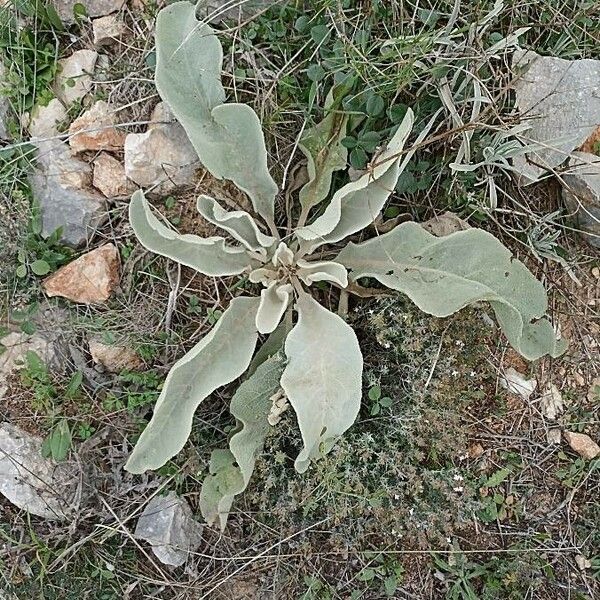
[354,552,405,598]
[0,1,63,116]
[366,385,392,416]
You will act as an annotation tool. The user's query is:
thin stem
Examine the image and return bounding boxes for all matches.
[296,203,311,229]
[266,216,281,241]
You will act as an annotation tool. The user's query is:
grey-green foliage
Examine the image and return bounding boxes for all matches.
[200,352,286,529]
[125,1,566,529]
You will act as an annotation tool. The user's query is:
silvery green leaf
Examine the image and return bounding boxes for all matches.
[249,267,277,285]
[256,283,293,334]
[247,318,291,376]
[156,2,278,223]
[281,294,363,473]
[130,190,254,276]
[196,195,276,253]
[200,353,286,529]
[272,241,294,266]
[125,297,260,473]
[337,222,566,360]
[298,86,349,212]
[199,449,241,530]
[296,259,348,287]
[296,108,414,252]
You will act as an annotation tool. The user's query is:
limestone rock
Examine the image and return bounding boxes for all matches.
[93,152,134,198]
[512,51,600,183]
[0,332,58,400]
[422,211,471,237]
[0,423,79,520]
[564,431,600,460]
[538,383,563,420]
[68,100,125,153]
[124,102,199,192]
[29,98,67,140]
[561,152,600,248]
[546,428,562,445]
[148,100,175,127]
[88,338,142,372]
[54,50,98,105]
[35,139,92,188]
[134,492,203,567]
[52,0,125,23]
[93,14,125,46]
[30,140,106,247]
[43,244,120,304]
[500,367,537,401]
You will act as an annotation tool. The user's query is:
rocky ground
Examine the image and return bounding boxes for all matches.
[0,1,598,599]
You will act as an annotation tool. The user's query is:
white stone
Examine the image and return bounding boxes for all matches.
[134,492,203,566]
[561,152,600,248]
[512,51,600,183]
[30,139,106,247]
[0,332,57,400]
[500,367,537,401]
[546,428,562,445]
[92,14,125,46]
[538,383,563,420]
[124,103,199,192]
[29,98,68,140]
[52,0,124,22]
[0,422,79,520]
[54,49,98,105]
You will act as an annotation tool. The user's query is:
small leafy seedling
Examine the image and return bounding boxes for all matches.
[367,385,393,416]
[41,419,72,462]
[124,2,566,530]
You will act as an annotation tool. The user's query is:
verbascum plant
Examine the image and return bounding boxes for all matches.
[125,1,566,529]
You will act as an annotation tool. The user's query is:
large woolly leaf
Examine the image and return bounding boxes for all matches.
[298,87,349,213]
[296,108,414,252]
[281,294,363,473]
[196,195,276,253]
[130,190,253,276]
[200,353,286,529]
[125,297,260,473]
[337,222,566,360]
[155,2,278,223]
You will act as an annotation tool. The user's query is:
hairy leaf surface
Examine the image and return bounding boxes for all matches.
[247,318,291,376]
[337,222,566,360]
[125,297,260,473]
[200,354,286,529]
[281,294,363,473]
[130,191,253,276]
[155,2,278,222]
[196,195,276,253]
[296,259,348,287]
[256,283,292,334]
[298,87,349,212]
[296,108,414,251]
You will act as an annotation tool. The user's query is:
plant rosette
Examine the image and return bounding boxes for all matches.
[124,2,566,530]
